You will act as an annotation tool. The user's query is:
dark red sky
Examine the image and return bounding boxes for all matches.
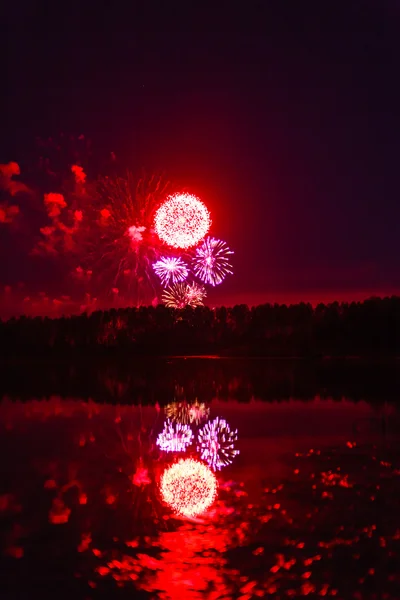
[2,0,400,309]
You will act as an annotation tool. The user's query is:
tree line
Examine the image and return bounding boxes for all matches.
[0,296,399,357]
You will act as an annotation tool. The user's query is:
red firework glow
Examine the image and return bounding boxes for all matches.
[160,458,218,518]
[154,193,211,249]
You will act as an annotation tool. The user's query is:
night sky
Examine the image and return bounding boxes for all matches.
[2,1,400,310]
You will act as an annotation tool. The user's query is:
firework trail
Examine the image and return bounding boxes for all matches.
[152,256,189,286]
[192,236,233,286]
[197,417,239,471]
[75,172,172,304]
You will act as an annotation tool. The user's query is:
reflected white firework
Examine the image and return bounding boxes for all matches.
[152,256,189,286]
[156,419,194,452]
[197,416,239,471]
[192,237,233,286]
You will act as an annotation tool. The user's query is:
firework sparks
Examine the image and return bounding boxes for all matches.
[152,256,189,286]
[162,281,206,309]
[160,458,218,518]
[192,236,233,286]
[156,419,194,452]
[165,400,210,425]
[154,193,211,249]
[197,417,239,471]
[165,401,191,424]
[189,399,210,425]
[75,173,171,304]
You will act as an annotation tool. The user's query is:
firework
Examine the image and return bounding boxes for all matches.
[156,419,193,452]
[165,401,191,424]
[75,173,172,304]
[197,417,239,471]
[192,237,233,286]
[162,281,206,309]
[165,400,210,425]
[186,282,206,306]
[160,458,218,518]
[154,193,211,249]
[152,256,189,286]
[189,400,210,425]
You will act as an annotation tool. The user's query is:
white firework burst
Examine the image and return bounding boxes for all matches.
[152,256,189,286]
[156,419,194,452]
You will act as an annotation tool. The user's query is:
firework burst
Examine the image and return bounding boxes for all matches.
[165,401,191,424]
[189,399,210,425]
[162,281,206,309]
[152,256,189,286]
[197,417,239,471]
[165,400,210,425]
[160,458,218,518]
[192,237,233,286]
[76,173,171,304]
[154,193,211,249]
[156,419,193,452]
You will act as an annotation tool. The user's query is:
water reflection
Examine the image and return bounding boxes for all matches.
[0,366,400,598]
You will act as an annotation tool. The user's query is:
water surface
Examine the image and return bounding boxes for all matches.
[1,359,400,599]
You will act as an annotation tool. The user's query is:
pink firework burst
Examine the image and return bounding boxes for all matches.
[156,419,193,452]
[154,193,211,249]
[160,458,218,518]
[192,237,234,286]
[162,281,206,309]
[197,417,239,471]
[152,256,189,286]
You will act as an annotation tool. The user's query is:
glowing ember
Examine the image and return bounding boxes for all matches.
[154,193,211,249]
[197,417,239,471]
[162,281,206,308]
[160,458,218,517]
[192,236,234,286]
[152,256,189,286]
[156,419,193,452]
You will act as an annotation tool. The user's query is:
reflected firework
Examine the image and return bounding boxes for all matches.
[189,399,210,425]
[159,458,218,518]
[156,419,193,452]
[198,417,239,471]
[192,236,233,286]
[165,400,210,425]
[154,193,211,249]
[165,401,191,424]
[162,281,206,308]
[152,256,189,286]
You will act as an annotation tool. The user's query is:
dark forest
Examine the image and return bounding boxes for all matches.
[1,296,399,358]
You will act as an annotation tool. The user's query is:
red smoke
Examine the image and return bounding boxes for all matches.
[44,193,67,218]
[71,165,86,184]
[0,162,30,196]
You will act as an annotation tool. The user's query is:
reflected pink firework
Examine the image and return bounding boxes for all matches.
[162,281,206,309]
[156,419,194,452]
[192,237,234,286]
[154,193,211,249]
[152,256,189,286]
[160,458,218,517]
[197,417,239,471]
